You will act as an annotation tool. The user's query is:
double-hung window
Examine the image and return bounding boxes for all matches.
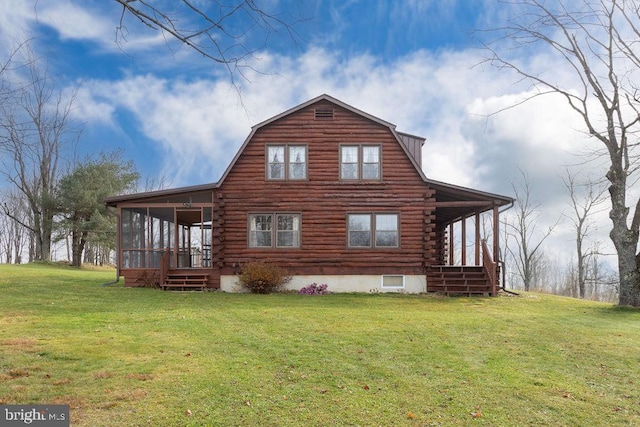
[340,145,381,180]
[267,145,307,180]
[249,213,301,248]
[347,213,399,248]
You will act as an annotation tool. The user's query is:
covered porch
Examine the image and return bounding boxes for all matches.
[426,180,513,296]
[105,184,222,289]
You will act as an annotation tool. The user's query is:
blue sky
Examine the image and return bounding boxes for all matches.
[0,0,614,266]
[2,0,518,187]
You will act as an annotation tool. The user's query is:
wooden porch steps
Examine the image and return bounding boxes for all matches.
[161,273,209,291]
[427,266,492,296]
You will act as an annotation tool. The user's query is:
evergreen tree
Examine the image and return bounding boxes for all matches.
[56,150,138,267]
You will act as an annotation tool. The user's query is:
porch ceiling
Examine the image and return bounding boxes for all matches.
[428,179,514,225]
[434,201,496,225]
[177,210,203,225]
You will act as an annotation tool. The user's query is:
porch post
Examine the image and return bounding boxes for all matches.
[474,211,481,265]
[448,222,454,265]
[493,203,499,261]
[116,207,122,278]
[461,216,467,266]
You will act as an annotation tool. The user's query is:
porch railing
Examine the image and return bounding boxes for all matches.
[481,239,497,296]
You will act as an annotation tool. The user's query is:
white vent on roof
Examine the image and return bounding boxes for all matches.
[315,107,334,120]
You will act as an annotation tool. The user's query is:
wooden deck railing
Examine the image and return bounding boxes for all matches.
[481,239,497,296]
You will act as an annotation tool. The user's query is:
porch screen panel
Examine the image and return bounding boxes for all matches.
[121,207,147,268]
[149,207,174,268]
[163,214,174,268]
[203,207,212,267]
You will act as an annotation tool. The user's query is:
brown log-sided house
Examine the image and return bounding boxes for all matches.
[105,94,513,295]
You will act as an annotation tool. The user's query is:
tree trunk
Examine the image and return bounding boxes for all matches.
[615,242,640,307]
[611,227,640,306]
[608,166,640,306]
[71,226,87,268]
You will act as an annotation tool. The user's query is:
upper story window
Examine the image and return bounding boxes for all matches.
[340,145,381,180]
[249,213,301,248]
[347,213,399,248]
[267,145,307,180]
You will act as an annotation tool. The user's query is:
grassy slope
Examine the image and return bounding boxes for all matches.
[0,263,639,426]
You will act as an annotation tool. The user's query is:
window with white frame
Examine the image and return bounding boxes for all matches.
[381,275,405,288]
[347,213,398,248]
[267,145,307,180]
[249,213,301,248]
[340,145,381,180]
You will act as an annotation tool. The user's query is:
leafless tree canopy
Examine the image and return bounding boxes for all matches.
[562,170,607,298]
[482,0,640,306]
[0,47,81,262]
[505,170,558,291]
[113,0,305,83]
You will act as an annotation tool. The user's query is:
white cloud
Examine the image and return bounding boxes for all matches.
[77,45,600,192]
[74,42,618,267]
[36,1,113,42]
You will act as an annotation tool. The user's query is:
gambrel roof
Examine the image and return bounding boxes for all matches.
[216,94,428,185]
[106,94,513,220]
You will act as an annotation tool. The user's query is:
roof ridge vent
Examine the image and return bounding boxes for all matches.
[315,107,334,120]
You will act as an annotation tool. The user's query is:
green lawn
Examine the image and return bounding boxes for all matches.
[0,263,639,426]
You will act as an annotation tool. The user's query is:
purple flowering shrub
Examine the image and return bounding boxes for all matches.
[298,283,330,295]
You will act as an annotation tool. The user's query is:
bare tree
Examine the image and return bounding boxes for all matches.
[483,0,640,306]
[562,170,607,298]
[113,0,305,86]
[505,170,558,291]
[0,52,80,262]
[588,246,620,301]
[0,207,9,263]
[0,190,29,264]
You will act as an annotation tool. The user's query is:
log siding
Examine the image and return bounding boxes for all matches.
[104,94,514,292]
[217,101,434,277]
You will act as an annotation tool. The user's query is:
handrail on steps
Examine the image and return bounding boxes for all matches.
[481,239,497,296]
